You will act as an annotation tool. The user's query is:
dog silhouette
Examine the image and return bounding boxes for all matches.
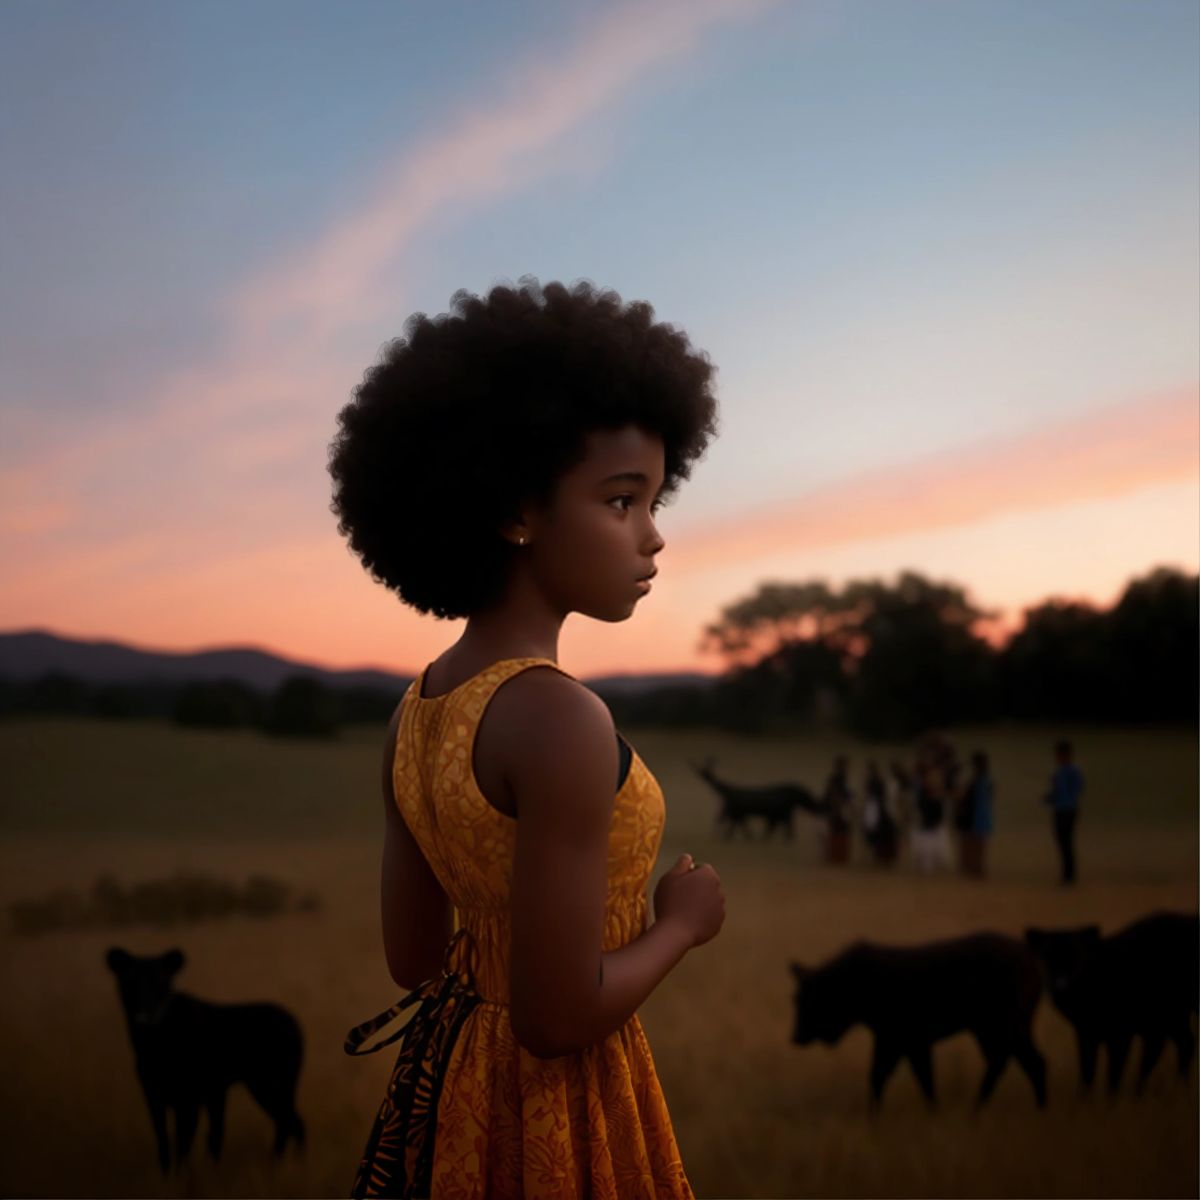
[106,946,305,1172]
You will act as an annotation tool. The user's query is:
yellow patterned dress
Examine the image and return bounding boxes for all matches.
[381,656,694,1199]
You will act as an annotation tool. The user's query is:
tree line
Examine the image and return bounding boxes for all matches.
[0,673,394,738]
[607,563,1197,738]
[0,564,1193,741]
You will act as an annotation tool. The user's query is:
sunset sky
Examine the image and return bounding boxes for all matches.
[2,0,1197,679]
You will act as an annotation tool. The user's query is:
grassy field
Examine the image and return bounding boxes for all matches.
[0,715,1195,1198]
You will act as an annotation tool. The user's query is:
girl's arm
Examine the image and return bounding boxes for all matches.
[379,704,453,989]
[504,669,693,1059]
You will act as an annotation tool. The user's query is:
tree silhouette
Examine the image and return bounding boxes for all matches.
[841,573,997,737]
[698,571,998,737]
[1107,567,1198,722]
[998,600,1109,720]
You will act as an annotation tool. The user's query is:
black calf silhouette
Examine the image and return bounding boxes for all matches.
[106,946,306,1173]
[1026,910,1199,1096]
[790,932,1047,1112]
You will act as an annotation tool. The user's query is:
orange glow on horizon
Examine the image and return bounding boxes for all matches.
[3,388,1196,679]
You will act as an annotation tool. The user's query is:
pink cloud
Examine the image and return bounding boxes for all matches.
[230,0,782,343]
[668,387,1200,573]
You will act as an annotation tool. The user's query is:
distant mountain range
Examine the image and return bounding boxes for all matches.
[0,630,718,696]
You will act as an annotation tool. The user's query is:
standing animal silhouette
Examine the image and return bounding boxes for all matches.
[106,947,306,1173]
[790,932,1047,1111]
[690,755,824,840]
[1025,910,1199,1095]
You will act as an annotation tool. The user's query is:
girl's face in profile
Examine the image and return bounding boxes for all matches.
[522,423,667,623]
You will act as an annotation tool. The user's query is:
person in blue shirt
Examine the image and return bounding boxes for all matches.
[1042,739,1084,884]
[962,749,994,878]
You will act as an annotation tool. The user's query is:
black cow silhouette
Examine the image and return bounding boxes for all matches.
[1025,910,1199,1095]
[691,755,826,840]
[790,932,1046,1111]
[106,946,306,1173]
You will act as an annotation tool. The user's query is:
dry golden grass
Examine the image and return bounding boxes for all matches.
[0,716,1195,1198]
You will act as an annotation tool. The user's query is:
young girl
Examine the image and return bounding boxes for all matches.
[328,278,726,1198]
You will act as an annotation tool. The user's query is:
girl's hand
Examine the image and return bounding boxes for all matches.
[653,853,725,948]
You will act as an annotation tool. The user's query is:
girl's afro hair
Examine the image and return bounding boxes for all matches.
[327,276,719,619]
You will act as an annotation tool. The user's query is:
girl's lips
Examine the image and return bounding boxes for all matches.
[635,578,652,593]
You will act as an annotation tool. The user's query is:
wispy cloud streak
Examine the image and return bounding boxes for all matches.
[2,0,779,542]
[231,0,780,343]
[669,387,1200,571]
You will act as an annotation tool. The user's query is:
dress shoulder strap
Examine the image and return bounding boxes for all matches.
[497,656,577,682]
[450,657,579,724]
[463,656,580,697]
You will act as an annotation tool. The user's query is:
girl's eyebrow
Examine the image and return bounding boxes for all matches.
[598,471,663,493]
[597,463,672,496]
[598,470,649,486]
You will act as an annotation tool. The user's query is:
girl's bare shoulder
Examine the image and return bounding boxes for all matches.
[487,664,611,738]
[482,667,616,807]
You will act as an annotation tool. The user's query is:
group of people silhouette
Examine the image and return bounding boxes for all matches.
[819,734,1084,884]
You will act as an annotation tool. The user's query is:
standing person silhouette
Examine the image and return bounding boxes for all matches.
[963,749,994,878]
[1042,738,1084,885]
[329,278,723,1198]
[911,759,951,873]
[862,760,899,865]
[822,754,853,863]
[889,760,916,855]
[912,731,956,872]
[952,754,976,875]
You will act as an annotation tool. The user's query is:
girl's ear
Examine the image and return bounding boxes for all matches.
[499,493,545,546]
[497,516,526,546]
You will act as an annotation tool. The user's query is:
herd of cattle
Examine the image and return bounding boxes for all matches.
[789,910,1198,1110]
[107,909,1197,1177]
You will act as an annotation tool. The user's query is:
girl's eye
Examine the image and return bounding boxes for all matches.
[609,494,667,513]
[610,494,665,515]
